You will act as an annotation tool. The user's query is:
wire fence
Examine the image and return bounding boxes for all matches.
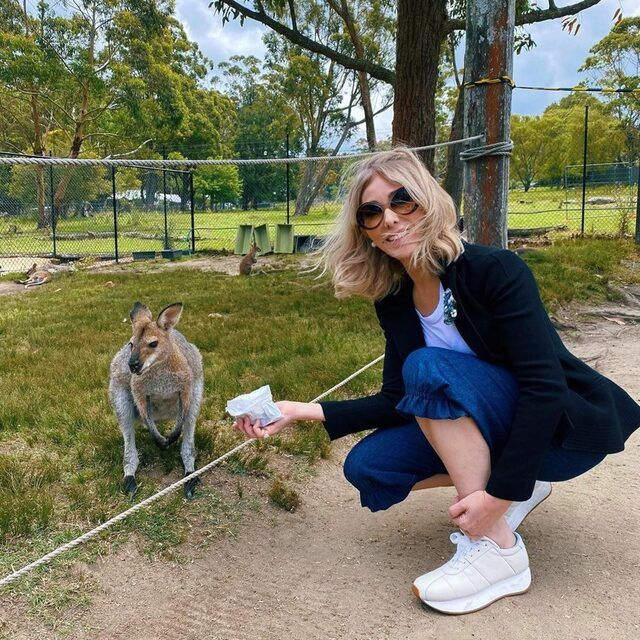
[1,150,638,269]
[506,161,639,239]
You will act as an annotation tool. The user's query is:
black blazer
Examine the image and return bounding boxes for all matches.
[321,242,640,501]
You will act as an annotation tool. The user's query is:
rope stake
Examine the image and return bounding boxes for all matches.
[0,354,384,590]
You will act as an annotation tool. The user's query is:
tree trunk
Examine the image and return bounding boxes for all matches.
[442,86,465,215]
[463,0,515,248]
[180,173,190,212]
[393,0,448,171]
[357,71,377,151]
[142,171,158,208]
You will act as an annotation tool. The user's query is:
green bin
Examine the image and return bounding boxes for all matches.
[234,224,254,255]
[274,223,294,254]
[253,223,271,254]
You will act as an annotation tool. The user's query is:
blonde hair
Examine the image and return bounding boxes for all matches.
[316,147,463,300]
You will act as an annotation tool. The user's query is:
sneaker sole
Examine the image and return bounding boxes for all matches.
[412,567,532,615]
[506,482,553,531]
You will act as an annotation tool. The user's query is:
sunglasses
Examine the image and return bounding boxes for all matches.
[356,186,419,230]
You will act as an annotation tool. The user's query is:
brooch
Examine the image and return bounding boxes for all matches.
[443,288,458,325]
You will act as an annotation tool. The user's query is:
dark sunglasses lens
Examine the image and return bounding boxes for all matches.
[357,204,383,228]
[391,187,416,214]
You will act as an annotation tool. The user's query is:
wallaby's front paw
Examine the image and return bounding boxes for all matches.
[165,431,181,447]
[184,474,200,500]
[123,475,137,497]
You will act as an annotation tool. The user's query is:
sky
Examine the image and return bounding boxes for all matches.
[176,0,640,141]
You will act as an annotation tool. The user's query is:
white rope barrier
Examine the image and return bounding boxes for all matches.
[460,140,513,161]
[0,137,484,167]
[0,354,384,590]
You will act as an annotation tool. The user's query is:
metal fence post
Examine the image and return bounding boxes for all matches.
[48,151,57,258]
[635,160,640,245]
[112,165,119,263]
[580,104,589,236]
[189,170,196,253]
[163,146,168,250]
[286,132,290,225]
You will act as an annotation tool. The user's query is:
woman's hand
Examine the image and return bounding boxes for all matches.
[232,401,325,439]
[448,490,511,539]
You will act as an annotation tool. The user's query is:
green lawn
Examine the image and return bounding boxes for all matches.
[2,185,636,258]
[0,263,382,592]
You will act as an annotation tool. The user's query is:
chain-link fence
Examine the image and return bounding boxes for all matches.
[0,154,353,265]
[507,161,638,238]
[1,150,638,269]
[0,159,195,262]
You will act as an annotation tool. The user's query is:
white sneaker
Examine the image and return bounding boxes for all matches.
[412,532,531,614]
[504,481,552,531]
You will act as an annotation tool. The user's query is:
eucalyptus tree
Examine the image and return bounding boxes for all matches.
[212,0,604,171]
[218,55,298,209]
[0,0,235,222]
[579,17,640,160]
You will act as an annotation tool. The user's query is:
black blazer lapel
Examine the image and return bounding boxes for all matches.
[376,277,425,360]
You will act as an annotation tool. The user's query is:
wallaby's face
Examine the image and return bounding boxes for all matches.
[128,302,183,375]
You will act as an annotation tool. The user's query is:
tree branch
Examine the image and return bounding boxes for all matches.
[445,0,603,33]
[211,0,395,84]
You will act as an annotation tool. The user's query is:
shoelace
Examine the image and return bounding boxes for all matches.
[448,532,484,569]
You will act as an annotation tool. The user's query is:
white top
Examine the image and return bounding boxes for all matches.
[415,283,476,356]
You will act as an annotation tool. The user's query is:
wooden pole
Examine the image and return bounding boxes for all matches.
[462,0,515,248]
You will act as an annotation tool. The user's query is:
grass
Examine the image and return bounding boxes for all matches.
[0,236,638,623]
[520,237,640,311]
[0,262,382,603]
[1,184,637,257]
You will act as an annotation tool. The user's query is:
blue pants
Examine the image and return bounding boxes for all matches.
[344,347,606,512]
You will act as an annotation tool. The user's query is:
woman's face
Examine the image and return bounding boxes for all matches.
[358,174,424,265]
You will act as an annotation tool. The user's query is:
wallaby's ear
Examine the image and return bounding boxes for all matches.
[156,302,183,331]
[130,302,153,329]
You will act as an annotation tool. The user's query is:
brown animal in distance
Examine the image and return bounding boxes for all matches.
[15,263,50,288]
[239,242,260,276]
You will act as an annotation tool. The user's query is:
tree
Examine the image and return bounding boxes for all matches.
[0,0,235,223]
[211,0,604,170]
[510,115,550,191]
[579,17,640,160]
[218,55,298,209]
[193,164,242,209]
[536,95,627,182]
[264,33,362,215]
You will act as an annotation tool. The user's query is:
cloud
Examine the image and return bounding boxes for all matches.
[176,0,267,65]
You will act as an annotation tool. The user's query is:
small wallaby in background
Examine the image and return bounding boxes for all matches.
[239,242,260,276]
[15,263,50,288]
[108,302,204,498]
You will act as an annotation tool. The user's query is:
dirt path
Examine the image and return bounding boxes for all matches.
[1,296,640,638]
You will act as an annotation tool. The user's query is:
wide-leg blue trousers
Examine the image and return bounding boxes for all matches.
[343,347,605,512]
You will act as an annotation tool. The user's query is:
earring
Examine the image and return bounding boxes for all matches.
[370,241,376,248]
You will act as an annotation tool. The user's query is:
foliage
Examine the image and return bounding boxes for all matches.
[579,17,640,160]
[510,96,628,188]
[217,55,298,208]
[193,163,243,207]
[0,0,235,161]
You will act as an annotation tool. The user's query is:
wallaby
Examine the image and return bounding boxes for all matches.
[239,242,260,276]
[108,302,204,498]
[15,263,50,288]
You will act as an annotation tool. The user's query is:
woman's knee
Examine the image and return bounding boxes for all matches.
[401,347,458,391]
[343,442,372,490]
